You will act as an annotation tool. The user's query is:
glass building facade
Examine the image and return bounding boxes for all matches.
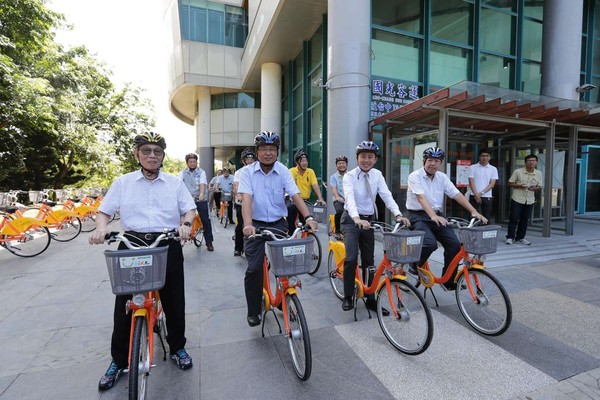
[179,0,248,48]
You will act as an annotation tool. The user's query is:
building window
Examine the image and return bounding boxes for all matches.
[521,61,541,94]
[480,54,513,89]
[431,0,473,45]
[372,0,422,34]
[480,8,515,55]
[210,92,260,110]
[522,19,543,62]
[179,0,247,48]
[430,43,471,87]
[372,29,422,82]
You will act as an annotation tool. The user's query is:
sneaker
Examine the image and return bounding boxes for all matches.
[171,348,193,370]
[505,238,513,245]
[98,361,125,391]
[515,239,531,245]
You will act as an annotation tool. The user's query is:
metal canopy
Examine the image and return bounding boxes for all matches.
[371,81,600,146]
[370,81,600,238]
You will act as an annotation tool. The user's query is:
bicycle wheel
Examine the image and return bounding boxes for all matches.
[2,226,51,257]
[129,316,150,400]
[285,293,312,381]
[377,278,433,355]
[455,268,512,336]
[192,228,204,248]
[327,250,344,300]
[79,212,97,232]
[306,232,322,275]
[50,216,82,242]
[224,209,228,228]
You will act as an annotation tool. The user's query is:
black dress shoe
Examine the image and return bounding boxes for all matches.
[407,264,418,275]
[342,297,353,311]
[366,300,389,316]
[234,251,242,256]
[443,282,457,291]
[247,315,261,327]
[206,243,214,251]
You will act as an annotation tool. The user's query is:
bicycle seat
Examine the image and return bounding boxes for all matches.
[0,206,18,214]
[41,200,57,207]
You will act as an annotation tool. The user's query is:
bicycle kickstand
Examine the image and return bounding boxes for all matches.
[423,287,440,307]
[261,308,282,338]
[154,324,168,361]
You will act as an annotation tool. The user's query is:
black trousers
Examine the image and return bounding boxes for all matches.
[333,200,344,234]
[469,197,493,223]
[287,202,307,234]
[111,240,186,368]
[195,200,214,243]
[340,211,375,299]
[234,203,244,252]
[243,218,287,317]
[408,210,461,278]
[506,199,533,240]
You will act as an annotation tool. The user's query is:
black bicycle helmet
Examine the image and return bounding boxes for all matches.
[134,131,167,150]
[185,152,198,161]
[422,146,445,161]
[241,147,256,161]
[294,149,308,163]
[335,155,348,163]
[355,141,380,156]
[254,131,280,148]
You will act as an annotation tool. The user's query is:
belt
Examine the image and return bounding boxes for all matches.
[408,209,443,215]
[125,231,172,243]
[252,218,285,226]
[358,214,374,221]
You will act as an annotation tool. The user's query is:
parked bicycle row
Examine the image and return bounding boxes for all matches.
[0,188,112,257]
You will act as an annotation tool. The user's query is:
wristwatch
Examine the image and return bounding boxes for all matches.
[305,215,315,222]
[183,221,191,227]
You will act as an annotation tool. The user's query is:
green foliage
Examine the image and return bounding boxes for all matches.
[0,0,158,191]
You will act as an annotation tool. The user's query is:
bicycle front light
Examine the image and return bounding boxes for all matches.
[132,294,146,307]
[288,276,299,286]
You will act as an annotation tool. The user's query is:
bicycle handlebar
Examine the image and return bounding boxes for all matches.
[249,224,313,240]
[104,229,179,249]
[447,217,480,228]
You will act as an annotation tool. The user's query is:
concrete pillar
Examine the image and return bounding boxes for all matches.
[196,86,215,179]
[261,62,282,133]
[541,0,583,100]
[326,0,371,180]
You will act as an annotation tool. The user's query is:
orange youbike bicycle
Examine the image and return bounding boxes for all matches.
[219,191,232,228]
[253,225,314,381]
[0,205,51,257]
[103,231,173,399]
[327,221,433,355]
[413,217,512,336]
[23,192,82,242]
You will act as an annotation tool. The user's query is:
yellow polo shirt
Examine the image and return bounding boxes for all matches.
[290,167,317,199]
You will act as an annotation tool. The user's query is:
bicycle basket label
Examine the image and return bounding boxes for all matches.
[119,255,153,269]
[482,230,497,239]
[406,236,422,245]
[283,245,306,257]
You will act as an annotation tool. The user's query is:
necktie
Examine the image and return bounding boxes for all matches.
[364,172,378,219]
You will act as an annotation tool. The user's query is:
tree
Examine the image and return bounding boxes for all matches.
[0,0,157,190]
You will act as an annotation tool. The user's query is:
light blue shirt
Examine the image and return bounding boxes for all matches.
[218,175,235,194]
[237,161,300,222]
[329,171,345,199]
[178,167,207,197]
[99,170,195,232]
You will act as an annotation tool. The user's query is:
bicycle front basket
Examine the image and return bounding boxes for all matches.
[104,246,169,295]
[306,204,327,223]
[459,225,500,255]
[266,238,314,276]
[383,230,425,264]
[221,191,232,202]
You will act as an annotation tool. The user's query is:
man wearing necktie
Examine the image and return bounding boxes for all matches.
[340,141,411,312]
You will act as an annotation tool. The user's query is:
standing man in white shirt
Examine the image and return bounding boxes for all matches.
[179,153,215,251]
[406,147,486,290]
[468,148,498,223]
[341,141,411,312]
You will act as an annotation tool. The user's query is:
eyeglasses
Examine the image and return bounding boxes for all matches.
[140,148,164,156]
